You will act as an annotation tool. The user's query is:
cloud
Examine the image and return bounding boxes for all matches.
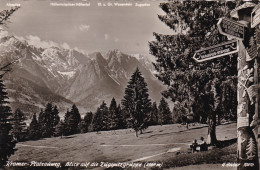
[114,37,119,43]
[1,31,87,54]
[79,24,90,32]
[61,42,70,49]
[104,34,109,40]
[26,35,59,49]
[74,47,87,54]
[22,35,73,50]
[0,28,9,37]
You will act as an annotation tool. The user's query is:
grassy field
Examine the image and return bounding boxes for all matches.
[8,123,244,169]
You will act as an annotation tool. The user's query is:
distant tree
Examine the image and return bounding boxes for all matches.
[158,97,172,125]
[64,104,81,135]
[92,101,109,132]
[122,68,152,137]
[78,120,87,133]
[38,104,60,138]
[92,108,103,132]
[109,98,119,130]
[38,103,53,137]
[79,112,93,133]
[11,109,27,142]
[117,104,126,129]
[38,109,44,137]
[28,113,40,140]
[84,112,93,132]
[55,120,65,138]
[172,101,188,124]
[149,102,159,125]
[51,105,60,133]
[121,107,131,128]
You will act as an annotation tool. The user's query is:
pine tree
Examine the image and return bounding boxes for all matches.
[51,105,60,133]
[149,1,237,144]
[84,112,93,132]
[109,98,119,130]
[0,75,16,167]
[11,109,27,142]
[79,112,93,133]
[92,101,109,132]
[38,103,53,138]
[63,109,71,136]
[38,109,44,138]
[78,120,87,133]
[121,107,131,128]
[64,104,81,135]
[55,120,65,138]
[28,113,40,140]
[93,107,103,132]
[117,104,126,129]
[38,104,60,137]
[158,97,172,125]
[172,101,187,124]
[0,7,19,167]
[122,68,152,137]
[149,102,159,125]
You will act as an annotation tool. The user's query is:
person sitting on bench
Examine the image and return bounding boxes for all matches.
[190,139,198,153]
[199,137,208,151]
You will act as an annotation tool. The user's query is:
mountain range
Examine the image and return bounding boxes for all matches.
[0,34,165,117]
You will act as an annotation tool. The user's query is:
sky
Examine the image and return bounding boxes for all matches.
[0,0,173,55]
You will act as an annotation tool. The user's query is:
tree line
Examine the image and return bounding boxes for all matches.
[8,66,238,144]
[12,69,182,141]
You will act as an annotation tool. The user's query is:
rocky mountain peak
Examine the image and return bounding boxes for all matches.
[0,35,28,51]
[0,34,164,115]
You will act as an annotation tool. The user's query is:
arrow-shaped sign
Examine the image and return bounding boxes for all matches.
[251,4,260,28]
[217,17,245,40]
[193,40,238,62]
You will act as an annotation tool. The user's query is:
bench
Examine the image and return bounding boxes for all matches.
[190,143,208,153]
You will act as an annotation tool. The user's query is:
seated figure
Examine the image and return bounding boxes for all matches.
[190,139,198,153]
[199,137,208,151]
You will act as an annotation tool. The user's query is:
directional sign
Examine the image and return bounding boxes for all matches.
[217,17,245,40]
[193,40,238,62]
[252,4,260,28]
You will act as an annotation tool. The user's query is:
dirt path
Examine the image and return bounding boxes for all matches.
[100,143,190,147]
[131,147,181,162]
[16,144,58,149]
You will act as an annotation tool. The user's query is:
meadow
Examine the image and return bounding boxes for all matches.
[8,123,243,169]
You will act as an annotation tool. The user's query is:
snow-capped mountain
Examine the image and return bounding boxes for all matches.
[0,34,165,117]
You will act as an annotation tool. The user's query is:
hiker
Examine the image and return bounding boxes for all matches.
[199,137,208,151]
[190,139,198,153]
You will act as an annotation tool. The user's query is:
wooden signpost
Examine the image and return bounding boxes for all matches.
[193,2,259,170]
[193,40,238,62]
[217,17,245,40]
[251,4,260,28]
